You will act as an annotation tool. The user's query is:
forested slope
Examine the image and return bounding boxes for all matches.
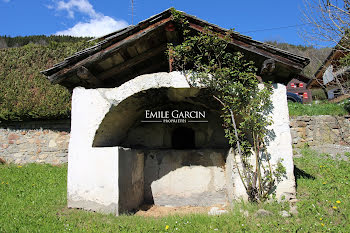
[0,35,91,48]
[265,41,331,77]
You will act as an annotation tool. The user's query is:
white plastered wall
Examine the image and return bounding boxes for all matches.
[68,72,296,215]
[266,83,296,200]
[67,88,119,215]
[67,72,192,215]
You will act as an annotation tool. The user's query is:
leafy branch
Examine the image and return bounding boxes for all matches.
[168,9,286,202]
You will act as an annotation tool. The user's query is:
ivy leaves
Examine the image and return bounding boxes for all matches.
[168,10,284,202]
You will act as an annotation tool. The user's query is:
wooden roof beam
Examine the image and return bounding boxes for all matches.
[97,44,168,81]
[77,66,103,86]
[188,23,305,71]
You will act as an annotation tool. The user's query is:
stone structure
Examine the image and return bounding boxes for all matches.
[290,115,350,147]
[39,9,310,216]
[0,120,69,164]
[66,72,296,215]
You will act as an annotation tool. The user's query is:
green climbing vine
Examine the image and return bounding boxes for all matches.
[168,9,286,202]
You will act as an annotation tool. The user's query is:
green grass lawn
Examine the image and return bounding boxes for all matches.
[0,148,349,232]
[288,102,348,116]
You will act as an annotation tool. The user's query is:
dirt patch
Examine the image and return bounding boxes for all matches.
[135,204,225,217]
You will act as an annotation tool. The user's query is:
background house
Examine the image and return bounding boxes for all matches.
[287,75,313,103]
[307,41,349,103]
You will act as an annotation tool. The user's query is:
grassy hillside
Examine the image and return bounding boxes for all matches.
[0,37,94,121]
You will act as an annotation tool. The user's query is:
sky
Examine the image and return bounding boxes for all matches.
[0,0,312,45]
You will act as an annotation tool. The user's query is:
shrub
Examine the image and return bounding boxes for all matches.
[0,40,93,121]
[311,88,327,100]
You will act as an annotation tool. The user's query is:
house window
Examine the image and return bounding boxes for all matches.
[171,127,195,149]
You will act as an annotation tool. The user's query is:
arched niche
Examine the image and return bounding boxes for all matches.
[92,87,228,149]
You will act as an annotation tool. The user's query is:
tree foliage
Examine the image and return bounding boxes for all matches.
[169,9,285,202]
[265,40,331,77]
[0,40,94,121]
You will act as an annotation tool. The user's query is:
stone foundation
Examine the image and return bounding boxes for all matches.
[0,120,70,164]
[290,115,350,147]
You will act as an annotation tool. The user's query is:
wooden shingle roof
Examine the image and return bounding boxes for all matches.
[42,8,310,88]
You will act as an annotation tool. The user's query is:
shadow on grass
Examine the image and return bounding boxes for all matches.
[294,165,315,189]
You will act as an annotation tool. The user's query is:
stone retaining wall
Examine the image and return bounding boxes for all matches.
[0,120,70,164]
[0,116,349,164]
[290,115,350,147]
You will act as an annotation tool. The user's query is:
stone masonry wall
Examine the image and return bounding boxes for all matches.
[0,120,70,164]
[290,115,350,147]
[0,116,349,164]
